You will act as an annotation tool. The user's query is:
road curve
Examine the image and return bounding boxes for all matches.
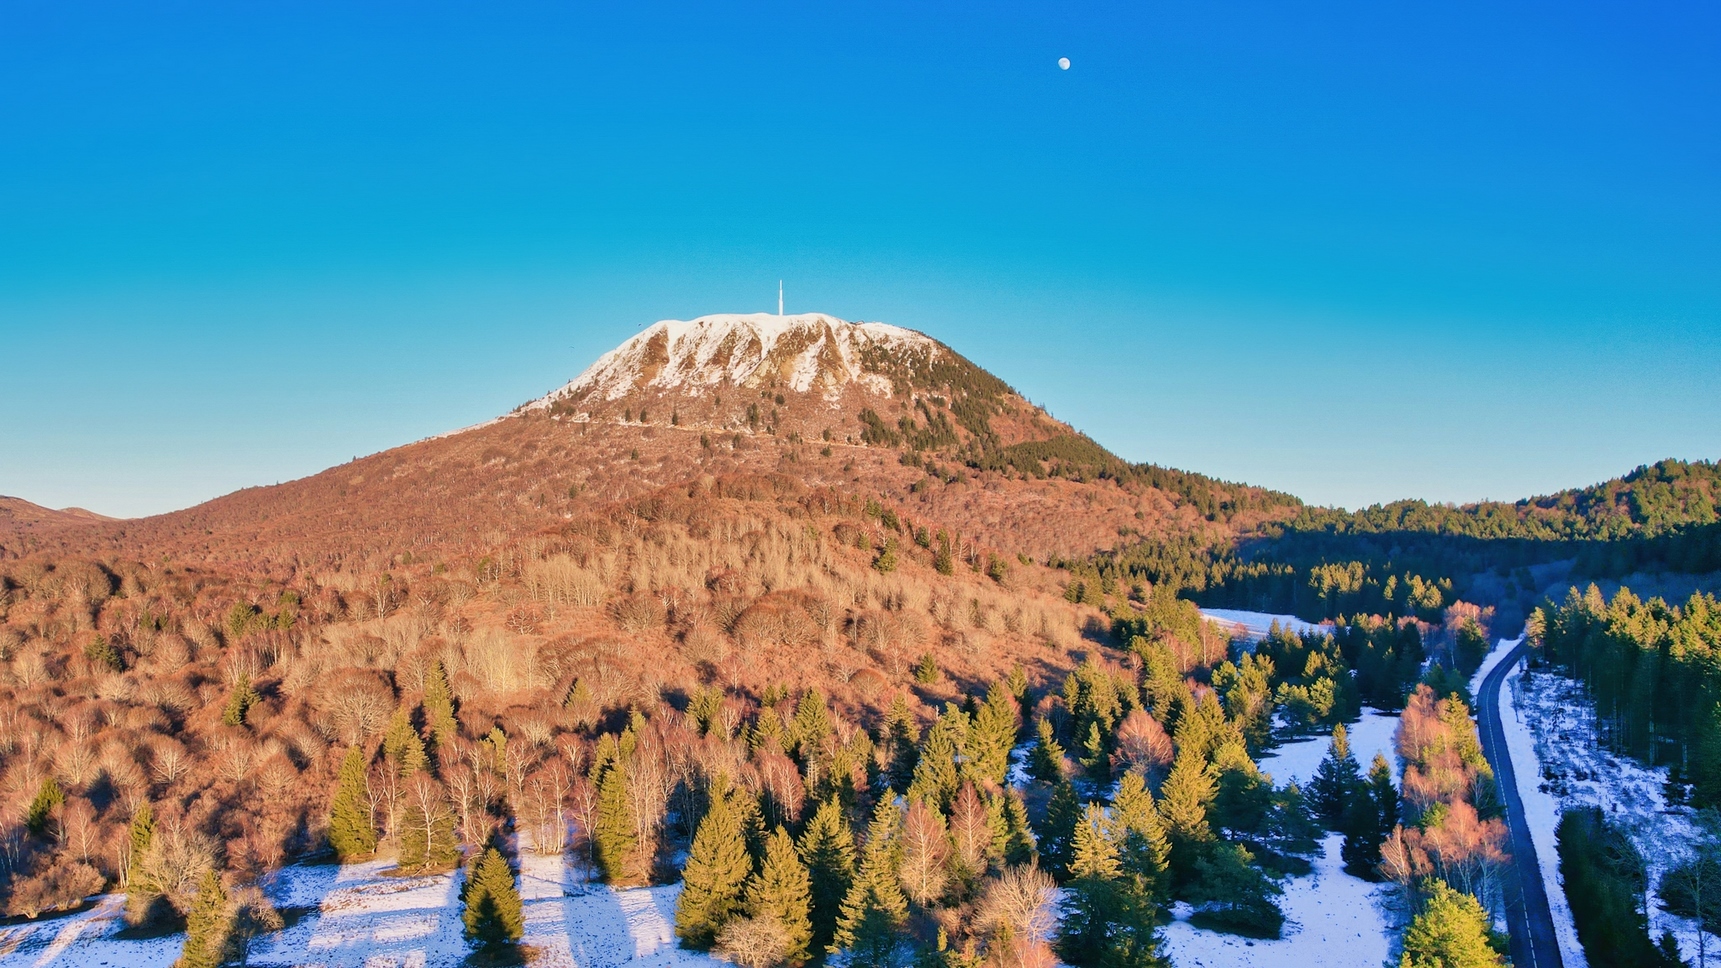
[1475,639,1564,968]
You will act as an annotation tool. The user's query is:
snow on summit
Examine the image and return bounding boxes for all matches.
[525,312,936,408]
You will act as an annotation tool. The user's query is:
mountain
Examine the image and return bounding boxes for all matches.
[2,313,1295,567]
[0,496,113,536]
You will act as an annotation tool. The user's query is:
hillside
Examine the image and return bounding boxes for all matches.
[1,314,1296,569]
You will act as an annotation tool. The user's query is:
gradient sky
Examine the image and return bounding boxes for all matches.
[3,1,1717,518]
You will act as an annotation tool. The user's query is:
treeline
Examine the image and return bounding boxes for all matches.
[1533,585,1721,807]
[1556,806,1684,968]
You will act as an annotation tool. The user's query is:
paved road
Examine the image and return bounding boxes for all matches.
[1475,639,1564,968]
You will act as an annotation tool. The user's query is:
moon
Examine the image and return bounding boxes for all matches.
[1058,57,1071,70]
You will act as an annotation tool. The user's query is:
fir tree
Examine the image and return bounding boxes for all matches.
[1027,718,1065,786]
[328,745,377,860]
[1342,753,1398,878]
[399,788,460,873]
[832,796,908,966]
[1059,805,1168,968]
[798,798,856,956]
[1186,842,1285,938]
[423,659,458,753]
[462,846,524,947]
[221,673,261,727]
[383,705,429,778]
[176,869,232,968]
[677,784,755,948]
[594,756,640,884]
[1309,723,1362,829]
[1157,748,1216,885]
[25,775,63,836]
[127,801,155,891]
[790,689,833,762]
[968,683,1020,786]
[999,790,1037,867]
[748,826,814,964]
[1399,879,1504,968]
[906,712,962,810]
[883,695,921,792]
[1111,772,1171,901]
[1036,779,1082,878]
[1079,722,1110,785]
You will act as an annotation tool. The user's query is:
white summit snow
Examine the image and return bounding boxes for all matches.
[524,313,937,408]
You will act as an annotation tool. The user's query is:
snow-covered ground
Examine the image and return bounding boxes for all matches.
[1509,663,1721,966]
[1257,707,1402,787]
[1199,608,1333,643]
[0,848,720,968]
[1162,834,1393,968]
[1467,633,1522,698]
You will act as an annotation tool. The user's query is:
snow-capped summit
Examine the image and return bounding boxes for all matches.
[525,312,939,409]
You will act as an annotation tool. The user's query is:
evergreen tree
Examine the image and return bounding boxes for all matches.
[1027,718,1065,786]
[999,790,1037,867]
[1186,842,1285,938]
[1060,805,1168,968]
[790,689,833,762]
[1157,748,1216,886]
[748,827,814,965]
[399,788,460,873]
[1036,779,1082,878]
[798,798,856,956]
[1342,754,1398,878]
[1399,879,1504,968]
[383,705,428,777]
[328,745,377,860]
[906,711,962,810]
[126,800,155,890]
[832,796,908,966]
[677,784,755,948]
[882,695,921,792]
[1309,724,1362,829]
[1079,722,1111,785]
[423,659,458,753]
[175,869,232,968]
[968,683,1020,786]
[25,776,63,836]
[594,756,640,884]
[462,846,525,947]
[221,672,261,727]
[1111,772,1171,901]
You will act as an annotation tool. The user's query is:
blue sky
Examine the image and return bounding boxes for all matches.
[2,1,1717,517]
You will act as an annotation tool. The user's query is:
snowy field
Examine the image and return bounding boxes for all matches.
[1508,662,1721,966]
[1257,707,1402,787]
[0,848,719,968]
[1162,834,1393,968]
[1199,608,1333,643]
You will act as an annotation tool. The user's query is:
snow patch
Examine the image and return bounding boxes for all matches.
[1257,707,1403,787]
[1199,608,1334,643]
[1161,834,1393,968]
[524,313,937,408]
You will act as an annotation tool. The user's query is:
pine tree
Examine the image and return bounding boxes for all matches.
[1027,718,1065,786]
[999,790,1037,867]
[221,672,260,727]
[25,776,63,836]
[1342,753,1398,877]
[1080,722,1111,785]
[748,826,814,964]
[1310,723,1362,829]
[677,784,755,948]
[906,712,962,810]
[1037,779,1082,878]
[328,745,377,860]
[462,846,524,946]
[1111,772,1171,901]
[1157,748,1216,885]
[594,756,640,884]
[1186,842,1285,938]
[883,695,921,792]
[383,704,428,777]
[1399,879,1504,968]
[423,659,458,753]
[832,796,908,966]
[968,683,1019,786]
[176,869,232,968]
[1059,805,1168,968]
[126,801,155,890]
[399,786,460,873]
[798,798,856,957]
[790,689,833,762]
